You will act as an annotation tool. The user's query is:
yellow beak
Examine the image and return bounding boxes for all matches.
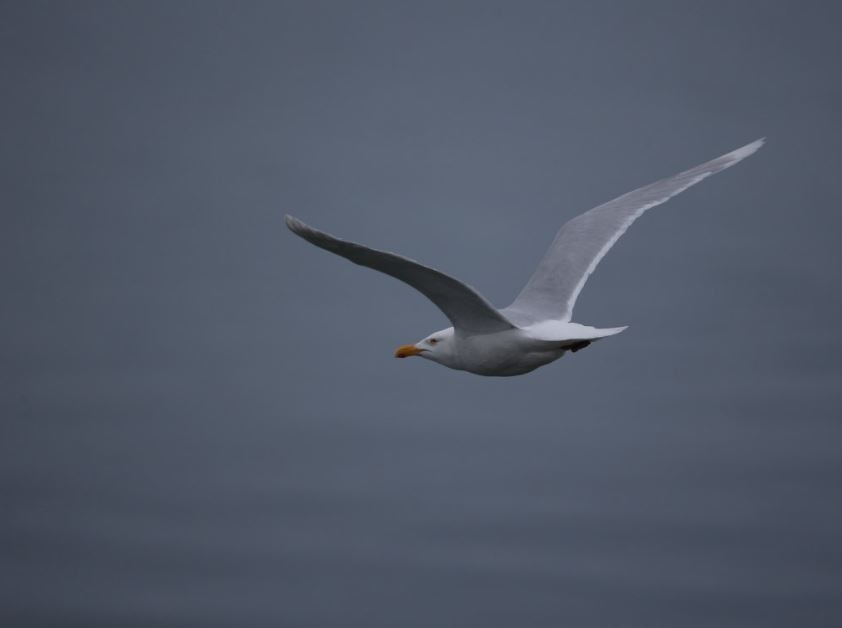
[394,344,424,358]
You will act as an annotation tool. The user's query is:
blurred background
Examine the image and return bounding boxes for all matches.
[2,1,841,626]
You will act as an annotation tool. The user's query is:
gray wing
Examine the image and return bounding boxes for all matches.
[503,139,764,325]
[285,216,515,335]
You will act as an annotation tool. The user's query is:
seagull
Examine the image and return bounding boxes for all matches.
[286,139,763,376]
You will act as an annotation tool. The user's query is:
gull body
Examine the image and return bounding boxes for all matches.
[286,139,763,377]
[398,323,627,376]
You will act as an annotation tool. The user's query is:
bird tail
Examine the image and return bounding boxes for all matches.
[521,322,628,350]
[587,325,628,339]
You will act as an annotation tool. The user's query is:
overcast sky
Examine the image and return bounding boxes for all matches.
[2,2,841,627]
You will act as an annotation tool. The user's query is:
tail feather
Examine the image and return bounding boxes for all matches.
[523,320,628,344]
[589,325,628,339]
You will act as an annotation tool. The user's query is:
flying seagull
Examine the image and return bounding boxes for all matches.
[286,139,763,376]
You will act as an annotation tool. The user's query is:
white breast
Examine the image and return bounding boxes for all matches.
[450,329,566,377]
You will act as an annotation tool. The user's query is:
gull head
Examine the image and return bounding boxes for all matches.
[394,327,455,364]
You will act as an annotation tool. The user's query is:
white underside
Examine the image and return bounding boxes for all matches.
[437,322,627,377]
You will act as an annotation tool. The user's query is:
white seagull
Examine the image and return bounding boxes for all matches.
[286,139,763,377]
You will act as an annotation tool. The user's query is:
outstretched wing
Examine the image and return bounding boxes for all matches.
[503,139,764,325]
[285,216,515,335]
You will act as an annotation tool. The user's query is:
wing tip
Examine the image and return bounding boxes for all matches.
[286,214,324,242]
[284,214,345,252]
[727,137,765,163]
[285,214,306,234]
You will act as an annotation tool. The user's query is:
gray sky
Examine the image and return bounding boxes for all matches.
[2,2,841,627]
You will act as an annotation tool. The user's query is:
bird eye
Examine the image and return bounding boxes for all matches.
[428,338,438,345]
